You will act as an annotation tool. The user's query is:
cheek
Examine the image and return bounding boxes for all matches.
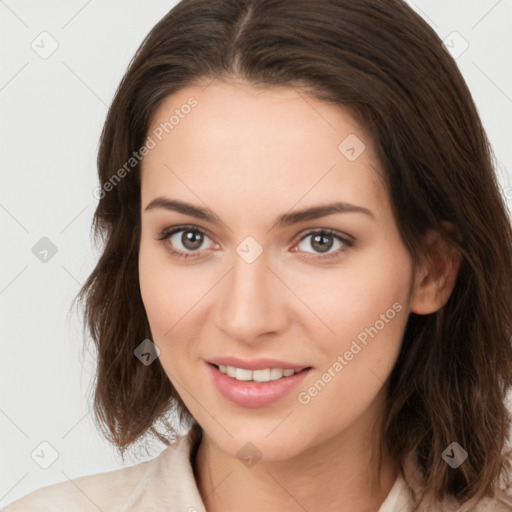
[139,236,188,322]
[294,262,410,439]
[291,239,412,417]
[138,240,169,330]
[334,264,410,345]
[138,238,213,373]
[138,239,192,346]
[291,238,413,352]
[138,251,185,382]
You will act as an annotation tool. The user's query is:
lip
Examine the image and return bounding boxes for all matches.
[207,356,309,371]
[206,361,312,408]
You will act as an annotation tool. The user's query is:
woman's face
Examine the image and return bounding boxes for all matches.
[138,80,417,461]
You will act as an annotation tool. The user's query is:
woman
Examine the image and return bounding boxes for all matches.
[5,0,512,510]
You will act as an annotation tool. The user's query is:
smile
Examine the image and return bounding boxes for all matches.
[216,365,302,382]
[207,362,312,408]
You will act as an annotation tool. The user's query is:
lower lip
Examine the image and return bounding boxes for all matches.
[207,363,311,408]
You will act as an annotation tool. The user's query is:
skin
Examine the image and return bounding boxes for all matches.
[138,79,460,512]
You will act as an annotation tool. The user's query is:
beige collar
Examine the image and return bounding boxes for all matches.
[119,428,509,511]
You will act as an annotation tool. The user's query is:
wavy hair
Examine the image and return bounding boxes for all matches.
[75,0,512,508]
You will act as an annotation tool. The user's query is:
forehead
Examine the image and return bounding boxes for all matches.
[140,80,389,224]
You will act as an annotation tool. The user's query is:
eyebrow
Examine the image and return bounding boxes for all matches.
[144,197,375,227]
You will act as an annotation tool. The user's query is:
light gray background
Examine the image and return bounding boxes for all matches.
[1,0,511,507]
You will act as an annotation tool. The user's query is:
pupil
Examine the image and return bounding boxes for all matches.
[312,234,332,253]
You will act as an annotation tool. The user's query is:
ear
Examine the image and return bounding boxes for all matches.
[410,222,461,315]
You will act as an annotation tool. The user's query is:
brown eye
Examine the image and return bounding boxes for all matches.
[310,233,334,253]
[157,226,215,259]
[295,230,354,260]
[180,230,204,250]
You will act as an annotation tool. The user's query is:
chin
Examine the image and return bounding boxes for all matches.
[202,417,319,462]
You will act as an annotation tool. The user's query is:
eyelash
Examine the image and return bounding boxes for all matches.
[156,225,355,262]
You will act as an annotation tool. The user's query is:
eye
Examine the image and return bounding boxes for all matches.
[293,229,354,260]
[156,226,216,259]
[156,226,354,262]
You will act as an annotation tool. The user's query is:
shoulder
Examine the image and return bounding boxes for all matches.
[2,458,151,512]
[2,428,202,512]
[399,452,512,512]
[459,492,512,512]
[437,494,512,511]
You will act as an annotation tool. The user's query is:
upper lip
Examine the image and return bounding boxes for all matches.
[207,356,311,371]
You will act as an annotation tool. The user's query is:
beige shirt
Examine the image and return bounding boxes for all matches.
[3,427,510,511]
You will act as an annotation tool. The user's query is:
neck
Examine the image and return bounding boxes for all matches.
[193,409,397,512]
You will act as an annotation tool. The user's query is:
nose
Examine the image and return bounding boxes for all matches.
[214,251,289,344]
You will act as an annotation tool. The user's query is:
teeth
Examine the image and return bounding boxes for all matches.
[270,368,283,380]
[235,368,252,381]
[253,369,270,382]
[217,365,303,382]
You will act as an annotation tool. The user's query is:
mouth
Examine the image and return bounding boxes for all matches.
[209,363,311,383]
[206,361,312,408]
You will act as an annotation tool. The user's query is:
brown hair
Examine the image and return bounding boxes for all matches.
[75,0,512,508]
